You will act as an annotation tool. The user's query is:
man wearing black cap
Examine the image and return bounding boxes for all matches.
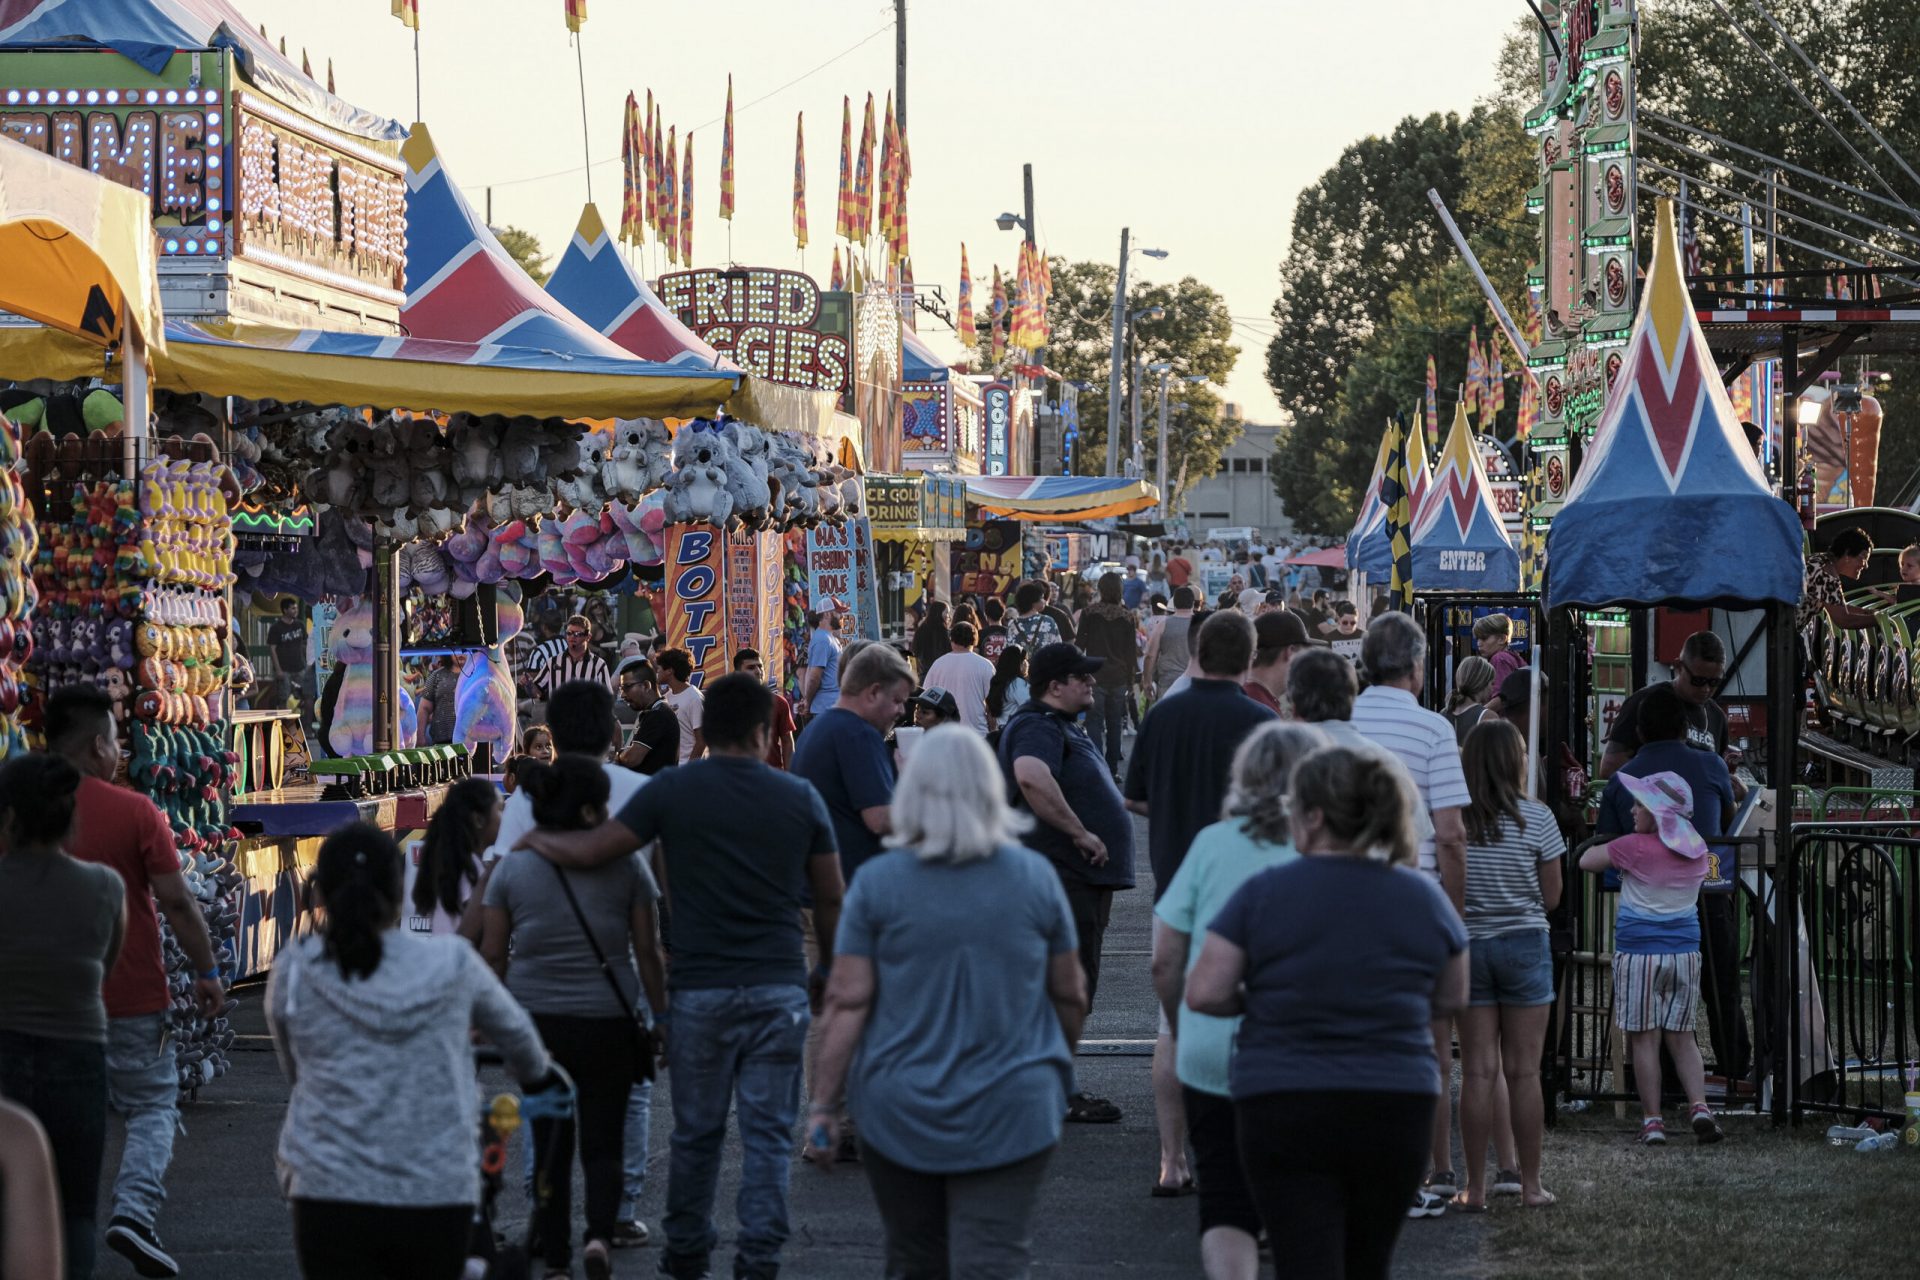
[1244,608,1327,715]
[908,686,962,729]
[996,642,1135,1125]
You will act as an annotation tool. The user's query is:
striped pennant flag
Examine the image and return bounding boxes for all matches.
[835,97,854,241]
[853,93,875,243]
[1465,325,1484,416]
[565,0,586,33]
[830,245,844,291]
[957,244,976,349]
[792,112,808,250]
[1424,354,1440,446]
[662,125,678,264]
[1487,341,1506,416]
[719,75,735,222]
[387,1,417,28]
[642,91,656,234]
[1381,414,1415,610]
[990,264,1007,364]
[679,131,694,265]
[878,93,896,246]
[619,92,641,244]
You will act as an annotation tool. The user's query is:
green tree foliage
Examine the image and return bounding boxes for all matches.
[1267,109,1533,533]
[978,259,1240,501]
[495,226,550,285]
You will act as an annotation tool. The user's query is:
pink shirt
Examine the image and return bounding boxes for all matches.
[1608,832,1706,917]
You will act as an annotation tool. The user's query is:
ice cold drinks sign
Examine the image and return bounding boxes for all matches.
[657,267,852,395]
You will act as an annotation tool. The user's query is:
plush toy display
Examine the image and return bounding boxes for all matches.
[316,598,418,759]
[452,588,523,763]
[664,421,738,526]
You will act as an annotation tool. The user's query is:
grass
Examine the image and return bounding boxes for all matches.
[1485,1112,1920,1277]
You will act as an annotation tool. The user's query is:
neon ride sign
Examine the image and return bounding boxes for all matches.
[657,267,851,395]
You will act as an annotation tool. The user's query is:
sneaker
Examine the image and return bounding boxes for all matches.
[1637,1116,1668,1145]
[1423,1169,1458,1197]
[105,1217,180,1279]
[658,1253,713,1280]
[612,1218,652,1247]
[1491,1168,1524,1196]
[1690,1104,1724,1144]
[1406,1189,1448,1219]
[585,1239,613,1280]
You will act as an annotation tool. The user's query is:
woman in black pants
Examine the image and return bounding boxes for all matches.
[1187,745,1469,1280]
[482,757,665,1280]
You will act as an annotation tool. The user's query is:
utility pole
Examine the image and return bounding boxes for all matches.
[1106,227,1129,477]
[1022,164,1036,248]
[1156,367,1171,517]
[895,0,907,134]
[1130,350,1145,477]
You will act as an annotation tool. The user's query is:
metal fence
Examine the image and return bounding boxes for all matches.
[1781,825,1920,1124]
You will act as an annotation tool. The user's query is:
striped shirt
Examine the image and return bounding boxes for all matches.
[1463,798,1564,939]
[522,636,567,690]
[1349,685,1471,875]
[536,648,612,696]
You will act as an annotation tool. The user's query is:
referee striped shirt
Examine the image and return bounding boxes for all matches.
[1349,685,1471,875]
[537,648,612,695]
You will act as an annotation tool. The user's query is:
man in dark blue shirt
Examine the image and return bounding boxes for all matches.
[790,644,915,885]
[521,674,841,1280]
[999,641,1135,1126]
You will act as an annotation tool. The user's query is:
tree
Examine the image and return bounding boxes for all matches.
[495,226,550,284]
[976,259,1241,503]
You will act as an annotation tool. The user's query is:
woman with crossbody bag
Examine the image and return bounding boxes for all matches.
[482,757,666,1280]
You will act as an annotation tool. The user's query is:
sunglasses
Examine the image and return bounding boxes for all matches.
[566,630,588,639]
[1678,662,1718,689]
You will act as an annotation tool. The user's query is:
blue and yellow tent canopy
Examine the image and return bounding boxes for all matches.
[962,475,1159,521]
[1411,403,1518,591]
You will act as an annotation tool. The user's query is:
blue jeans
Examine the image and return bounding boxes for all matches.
[662,984,810,1278]
[1084,684,1130,771]
[0,1028,107,1280]
[106,1013,179,1229]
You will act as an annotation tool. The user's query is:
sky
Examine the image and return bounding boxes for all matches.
[245,0,1531,424]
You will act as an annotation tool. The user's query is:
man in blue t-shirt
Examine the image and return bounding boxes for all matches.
[801,605,846,719]
[999,641,1135,1126]
[791,644,915,885]
[521,674,842,1280]
[1121,564,1148,611]
[1594,682,1744,1082]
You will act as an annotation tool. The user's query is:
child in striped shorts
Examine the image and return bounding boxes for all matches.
[1578,771,1724,1146]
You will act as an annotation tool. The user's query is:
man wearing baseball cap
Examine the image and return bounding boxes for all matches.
[1243,608,1327,716]
[996,642,1135,1125]
[908,686,962,728]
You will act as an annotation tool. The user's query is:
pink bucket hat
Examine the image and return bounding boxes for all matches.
[1619,771,1708,860]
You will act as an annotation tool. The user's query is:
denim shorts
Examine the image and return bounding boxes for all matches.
[1468,929,1553,1007]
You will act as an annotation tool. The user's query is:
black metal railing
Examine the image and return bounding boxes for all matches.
[1782,825,1919,1124]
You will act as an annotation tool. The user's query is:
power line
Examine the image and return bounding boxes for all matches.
[1638,159,1920,266]
[1642,113,1920,224]
[474,20,894,191]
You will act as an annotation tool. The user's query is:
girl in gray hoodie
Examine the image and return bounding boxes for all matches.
[267,822,552,1280]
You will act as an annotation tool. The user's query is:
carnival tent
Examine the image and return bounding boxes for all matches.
[1412,402,1519,590]
[1287,546,1349,570]
[0,0,403,141]
[1346,427,1394,574]
[1350,411,1433,578]
[0,317,738,418]
[0,133,163,353]
[1547,201,1802,610]
[545,204,724,368]
[962,475,1158,521]
[402,125,648,359]
[902,326,950,383]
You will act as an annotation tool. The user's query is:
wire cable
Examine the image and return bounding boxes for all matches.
[1639,159,1920,267]
[1642,113,1920,224]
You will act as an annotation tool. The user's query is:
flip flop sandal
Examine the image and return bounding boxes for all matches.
[1449,1196,1490,1214]
[1150,1178,1196,1198]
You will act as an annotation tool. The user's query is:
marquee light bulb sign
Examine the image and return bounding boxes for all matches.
[657,267,852,395]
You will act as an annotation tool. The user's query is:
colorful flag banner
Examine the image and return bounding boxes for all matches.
[792,111,808,251]
[565,0,586,33]
[1465,326,1484,415]
[619,92,641,244]
[835,97,854,242]
[650,105,664,237]
[719,75,735,222]
[679,131,694,266]
[878,94,896,247]
[301,48,312,77]
[662,125,678,264]
[1488,344,1506,416]
[830,245,844,291]
[1381,414,1414,610]
[853,93,875,243]
[327,58,335,94]
[1424,354,1439,445]
[957,244,976,349]
[990,265,1008,364]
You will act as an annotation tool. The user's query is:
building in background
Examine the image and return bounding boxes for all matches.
[1178,420,1293,541]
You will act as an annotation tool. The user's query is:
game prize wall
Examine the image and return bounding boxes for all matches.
[24,437,242,1096]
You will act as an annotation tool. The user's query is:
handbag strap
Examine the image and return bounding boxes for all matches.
[547,861,641,1023]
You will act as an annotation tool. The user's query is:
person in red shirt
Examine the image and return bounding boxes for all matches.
[1165,551,1194,590]
[1244,610,1326,715]
[734,648,797,769]
[48,686,222,1278]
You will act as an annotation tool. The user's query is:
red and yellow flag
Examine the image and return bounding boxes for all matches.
[791,112,808,251]
[719,75,735,222]
[619,92,640,243]
[893,124,910,266]
[956,244,976,350]
[835,97,853,242]
[662,125,678,264]
[642,90,656,234]
[301,48,312,78]
[565,0,586,33]
[391,0,418,30]
[853,92,875,243]
[651,106,665,237]
[990,265,1007,365]
[679,131,694,266]
[831,245,845,291]
[1464,325,1484,415]
[326,58,335,94]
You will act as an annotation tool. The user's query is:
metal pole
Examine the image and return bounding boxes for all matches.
[895,0,907,135]
[122,327,149,480]
[574,36,593,203]
[1130,349,1145,476]
[372,538,401,752]
[412,28,421,123]
[1428,189,1533,368]
[1156,367,1170,516]
[1105,227,1129,477]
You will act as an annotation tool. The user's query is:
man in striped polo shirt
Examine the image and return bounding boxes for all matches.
[535,613,613,698]
[1349,611,1473,1219]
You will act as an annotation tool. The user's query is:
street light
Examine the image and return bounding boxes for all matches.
[995,212,1026,233]
[1144,365,1207,518]
[1106,230,1171,475]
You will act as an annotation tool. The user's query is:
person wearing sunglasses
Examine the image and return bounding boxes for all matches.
[537,613,614,700]
[1599,631,1739,784]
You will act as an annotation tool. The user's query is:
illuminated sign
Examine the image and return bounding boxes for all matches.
[901,385,946,450]
[234,93,407,301]
[865,476,922,528]
[656,267,851,394]
[984,382,1012,476]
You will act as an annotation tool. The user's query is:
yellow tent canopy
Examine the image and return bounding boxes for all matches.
[0,133,164,352]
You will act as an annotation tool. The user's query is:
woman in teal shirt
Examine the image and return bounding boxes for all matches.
[807,726,1088,1278]
[1151,722,1323,1280]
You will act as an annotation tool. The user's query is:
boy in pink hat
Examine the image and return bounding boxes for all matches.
[1578,771,1725,1145]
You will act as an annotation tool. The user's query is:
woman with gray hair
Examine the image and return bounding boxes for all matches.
[1151,722,1326,1280]
[806,726,1089,1276]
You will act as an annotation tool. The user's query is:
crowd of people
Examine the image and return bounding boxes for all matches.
[0,543,1749,1280]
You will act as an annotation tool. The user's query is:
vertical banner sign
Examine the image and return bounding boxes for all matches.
[806,520,854,612]
[984,382,1012,476]
[666,525,726,687]
[850,517,881,641]
[724,529,760,663]
[756,527,786,688]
